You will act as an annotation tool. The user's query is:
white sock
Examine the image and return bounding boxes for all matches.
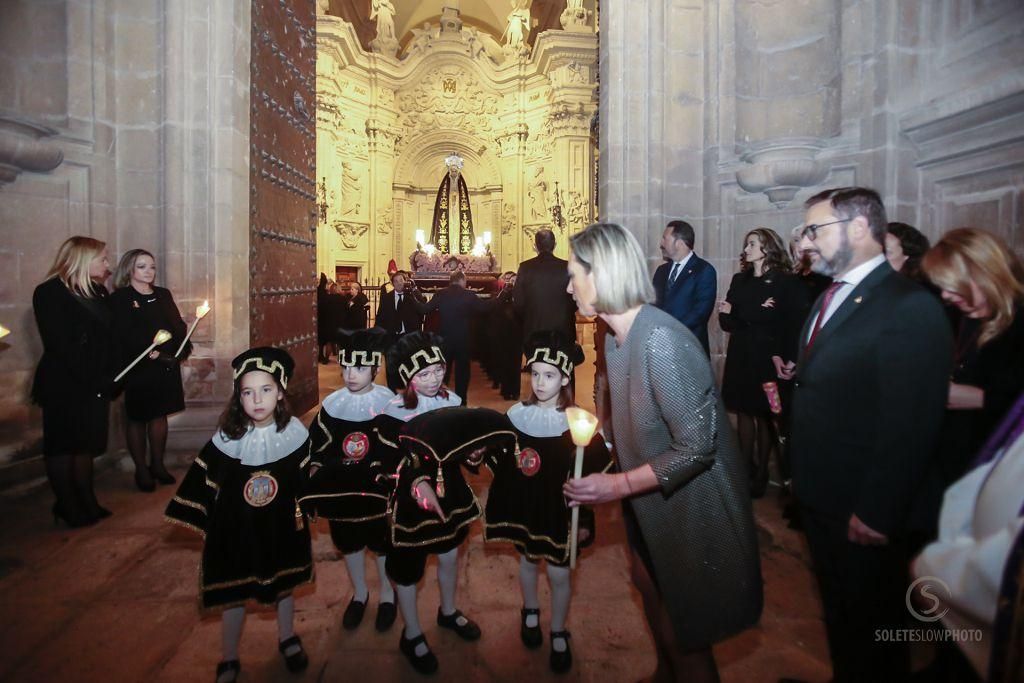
[343,549,369,602]
[437,547,460,617]
[221,606,246,662]
[519,556,540,627]
[548,564,571,652]
[376,554,395,603]
[396,583,429,657]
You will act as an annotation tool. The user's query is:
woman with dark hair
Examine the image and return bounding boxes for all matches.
[886,221,931,281]
[563,222,762,683]
[918,228,1024,514]
[109,249,189,491]
[718,228,808,498]
[32,236,118,526]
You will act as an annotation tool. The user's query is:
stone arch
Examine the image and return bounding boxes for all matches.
[393,129,503,190]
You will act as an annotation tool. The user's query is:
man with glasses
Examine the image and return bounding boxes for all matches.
[784,187,951,683]
[653,220,717,355]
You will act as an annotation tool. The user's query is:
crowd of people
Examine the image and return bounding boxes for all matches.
[29,185,1024,682]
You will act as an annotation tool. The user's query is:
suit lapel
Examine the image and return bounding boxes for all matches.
[669,257,701,294]
[800,263,893,361]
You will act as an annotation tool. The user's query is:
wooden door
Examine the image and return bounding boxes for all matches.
[249,0,318,413]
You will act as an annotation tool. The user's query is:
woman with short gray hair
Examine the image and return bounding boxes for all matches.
[563,222,763,682]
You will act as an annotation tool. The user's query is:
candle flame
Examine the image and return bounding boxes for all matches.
[196,300,211,318]
[154,329,172,345]
[0,325,9,340]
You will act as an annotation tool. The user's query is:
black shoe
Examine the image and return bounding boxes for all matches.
[520,607,542,649]
[436,608,481,641]
[549,630,572,674]
[134,472,156,492]
[399,630,438,675]
[52,502,97,528]
[150,468,176,485]
[95,506,113,519]
[214,659,240,683]
[375,601,397,632]
[278,634,308,673]
[342,596,367,629]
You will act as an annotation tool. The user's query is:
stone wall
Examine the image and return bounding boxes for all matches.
[0,0,251,482]
[599,0,1024,362]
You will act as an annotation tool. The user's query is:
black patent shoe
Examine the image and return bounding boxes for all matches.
[278,634,308,673]
[399,630,439,675]
[342,596,367,630]
[375,601,397,632]
[436,608,481,641]
[550,631,572,674]
[214,659,240,683]
[520,607,542,649]
[134,471,156,493]
[95,505,113,519]
[52,502,97,528]
[150,468,177,485]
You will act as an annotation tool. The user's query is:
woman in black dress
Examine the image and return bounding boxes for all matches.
[32,236,117,527]
[718,228,807,497]
[110,249,189,491]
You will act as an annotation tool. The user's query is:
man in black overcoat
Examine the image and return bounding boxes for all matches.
[513,229,577,343]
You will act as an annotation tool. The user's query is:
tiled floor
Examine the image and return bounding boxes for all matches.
[0,348,831,682]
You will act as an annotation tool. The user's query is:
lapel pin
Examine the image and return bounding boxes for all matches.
[854,296,863,303]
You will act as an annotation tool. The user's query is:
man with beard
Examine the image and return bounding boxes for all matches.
[785,187,951,683]
[652,220,717,355]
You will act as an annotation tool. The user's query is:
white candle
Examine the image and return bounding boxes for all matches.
[116,329,172,382]
[175,300,211,358]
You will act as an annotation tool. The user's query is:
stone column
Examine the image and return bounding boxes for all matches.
[598,0,707,262]
[366,117,400,278]
[733,0,840,206]
[495,124,528,269]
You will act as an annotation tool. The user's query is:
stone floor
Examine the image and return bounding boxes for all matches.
[0,346,832,683]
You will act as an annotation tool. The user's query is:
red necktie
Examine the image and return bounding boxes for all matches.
[806,281,844,349]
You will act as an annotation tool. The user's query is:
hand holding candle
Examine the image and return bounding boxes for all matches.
[175,300,210,358]
[115,329,172,383]
[565,406,599,569]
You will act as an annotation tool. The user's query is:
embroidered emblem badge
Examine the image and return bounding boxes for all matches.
[517,447,541,477]
[342,432,370,462]
[243,472,278,507]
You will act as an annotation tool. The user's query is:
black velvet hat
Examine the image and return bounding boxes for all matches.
[338,327,388,368]
[231,346,295,389]
[387,331,446,386]
[523,330,584,377]
[399,407,518,465]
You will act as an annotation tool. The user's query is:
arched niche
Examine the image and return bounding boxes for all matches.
[393,129,503,191]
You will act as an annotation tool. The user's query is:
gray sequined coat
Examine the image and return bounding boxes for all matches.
[606,305,763,647]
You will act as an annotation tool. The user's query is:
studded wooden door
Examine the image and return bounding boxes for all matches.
[249,0,318,413]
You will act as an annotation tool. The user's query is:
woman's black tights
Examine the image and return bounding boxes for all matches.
[736,412,776,498]
[46,454,102,525]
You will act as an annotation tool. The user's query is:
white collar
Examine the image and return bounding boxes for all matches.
[321,384,394,421]
[213,417,308,466]
[836,253,886,287]
[383,392,462,421]
[672,252,694,270]
[507,402,568,438]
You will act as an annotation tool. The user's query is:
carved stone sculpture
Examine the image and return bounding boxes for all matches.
[369,0,399,57]
[528,166,548,220]
[332,220,369,249]
[0,117,64,187]
[339,161,362,216]
[560,0,592,32]
[503,1,531,55]
[501,202,517,235]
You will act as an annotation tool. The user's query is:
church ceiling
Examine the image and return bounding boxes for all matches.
[324,0,589,51]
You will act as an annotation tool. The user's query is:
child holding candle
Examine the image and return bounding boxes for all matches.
[165,347,313,683]
[299,328,398,632]
[484,331,611,673]
[110,249,190,491]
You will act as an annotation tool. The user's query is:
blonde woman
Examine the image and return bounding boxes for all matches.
[109,249,189,491]
[562,222,762,683]
[31,236,117,527]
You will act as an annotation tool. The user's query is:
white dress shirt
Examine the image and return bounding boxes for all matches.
[807,253,887,340]
[667,251,694,286]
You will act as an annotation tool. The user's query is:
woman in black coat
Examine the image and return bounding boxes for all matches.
[32,236,118,527]
[342,281,369,330]
[718,228,808,498]
[110,249,189,492]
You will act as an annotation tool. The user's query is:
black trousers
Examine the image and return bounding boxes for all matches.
[443,344,470,404]
[801,507,910,683]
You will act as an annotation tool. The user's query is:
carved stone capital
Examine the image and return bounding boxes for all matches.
[0,117,64,187]
[495,123,529,156]
[332,220,369,248]
[560,6,593,32]
[735,138,830,207]
[365,118,401,152]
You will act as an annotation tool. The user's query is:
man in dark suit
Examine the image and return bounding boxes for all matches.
[652,220,717,355]
[513,229,577,343]
[414,270,495,403]
[787,187,952,683]
[375,271,424,388]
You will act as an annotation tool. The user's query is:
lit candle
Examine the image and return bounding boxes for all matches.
[116,329,173,382]
[482,231,492,246]
[564,407,599,569]
[176,300,211,358]
[424,243,436,257]
[415,229,426,246]
[0,325,9,340]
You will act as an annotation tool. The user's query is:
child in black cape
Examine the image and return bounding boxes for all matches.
[165,347,312,683]
[485,330,612,673]
[299,328,397,631]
